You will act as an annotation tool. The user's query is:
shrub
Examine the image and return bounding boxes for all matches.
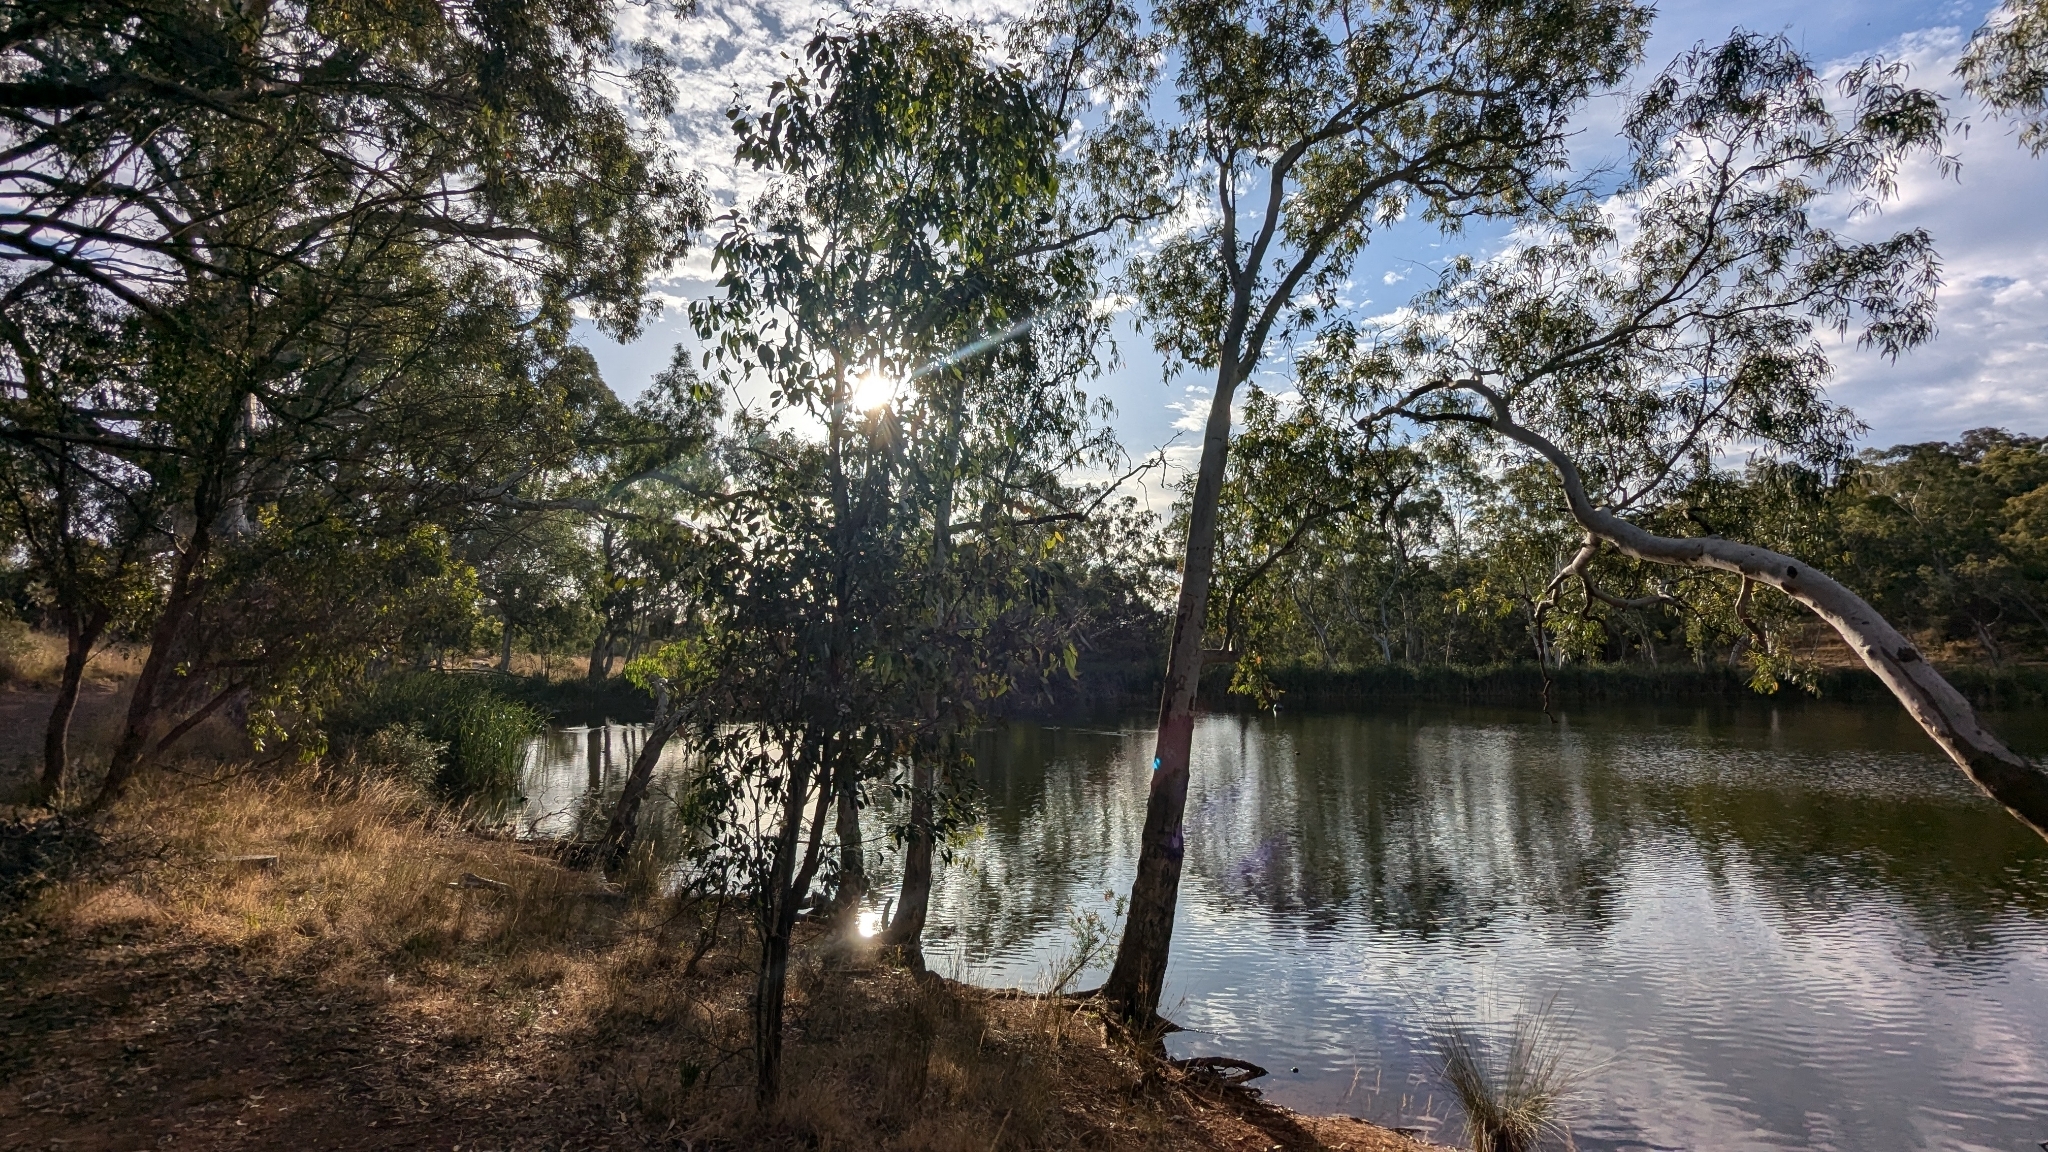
[352,722,446,792]
[334,674,542,802]
[0,614,34,686]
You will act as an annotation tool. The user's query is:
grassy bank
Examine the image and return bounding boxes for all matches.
[1206,661,2048,712]
[0,770,1436,1151]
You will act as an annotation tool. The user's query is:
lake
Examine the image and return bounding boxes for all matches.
[521,702,2048,1151]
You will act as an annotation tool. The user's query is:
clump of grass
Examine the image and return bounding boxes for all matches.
[0,613,36,684]
[1432,1000,1588,1152]
[332,672,542,802]
[0,616,68,688]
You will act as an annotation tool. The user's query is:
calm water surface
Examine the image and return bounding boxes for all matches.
[522,704,2048,1152]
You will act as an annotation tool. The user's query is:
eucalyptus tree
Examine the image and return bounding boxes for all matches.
[1358,35,2048,838]
[1827,432,2048,668]
[0,278,155,800]
[878,301,1120,963]
[686,11,1115,1099]
[1962,0,2048,153]
[1194,380,1436,697]
[1092,0,1650,1021]
[0,0,702,805]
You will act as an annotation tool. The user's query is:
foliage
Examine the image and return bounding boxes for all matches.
[1827,431,2048,663]
[335,674,544,802]
[1048,890,1128,996]
[0,0,704,802]
[1206,429,2048,683]
[1961,0,2048,154]
[350,723,448,794]
[1209,34,1958,698]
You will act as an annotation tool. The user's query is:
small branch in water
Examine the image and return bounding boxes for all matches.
[1171,1056,1268,1086]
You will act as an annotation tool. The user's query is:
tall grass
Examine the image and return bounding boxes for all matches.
[1432,1001,1588,1152]
[334,672,543,802]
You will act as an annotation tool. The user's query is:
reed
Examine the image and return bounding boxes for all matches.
[334,672,543,801]
[1432,1001,1586,1152]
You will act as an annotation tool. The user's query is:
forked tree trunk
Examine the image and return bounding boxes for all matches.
[755,741,834,1106]
[1102,359,1240,1021]
[585,628,613,684]
[1470,390,2048,840]
[39,610,104,803]
[92,539,208,811]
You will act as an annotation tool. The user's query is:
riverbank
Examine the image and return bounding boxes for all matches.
[0,770,1441,1151]
[1202,660,2048,712]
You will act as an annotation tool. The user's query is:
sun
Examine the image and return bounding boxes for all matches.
[848,367,897,411]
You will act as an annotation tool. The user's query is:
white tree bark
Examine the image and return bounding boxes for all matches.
[1406,381,2048,842]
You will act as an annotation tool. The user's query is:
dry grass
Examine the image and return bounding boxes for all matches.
[0,627,146,692]
[1,766,1441,1151]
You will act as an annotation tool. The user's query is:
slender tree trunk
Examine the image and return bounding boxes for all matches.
[498,610,514,672]
[1469,391,2048,840]
[754,752,809,1108]
[585,627,613,684]
[92,538,208,811]
[593,682,684,868]
[886,410,960,958]
[882,754,936,959]
[39,610,104,803]
[829,739,866,932]
[755,740,835,1107]
[1103,359,1238,1021]
[621,617,647,669]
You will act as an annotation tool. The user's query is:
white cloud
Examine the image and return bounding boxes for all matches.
[590,2,2048,464]
[1822,28,2048,446]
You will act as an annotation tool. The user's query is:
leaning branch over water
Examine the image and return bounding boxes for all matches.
[1377,376,2048,842]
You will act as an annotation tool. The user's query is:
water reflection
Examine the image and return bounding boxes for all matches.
[518,723,694,843]
[522,704,2048,1152]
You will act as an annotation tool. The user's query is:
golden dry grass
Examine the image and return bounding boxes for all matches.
[0,627,145,692]
[0,766,1441,1151]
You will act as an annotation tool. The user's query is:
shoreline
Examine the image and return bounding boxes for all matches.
[0,769,1448,1151]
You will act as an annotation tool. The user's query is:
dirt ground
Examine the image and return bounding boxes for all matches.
[0,766,1444,1152]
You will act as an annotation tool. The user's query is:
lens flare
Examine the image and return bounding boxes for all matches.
[849,367,896,410]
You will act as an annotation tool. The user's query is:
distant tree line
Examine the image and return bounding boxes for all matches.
[1207,425,2048,688]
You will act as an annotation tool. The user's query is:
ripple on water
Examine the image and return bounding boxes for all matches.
[522,706,2048,1152]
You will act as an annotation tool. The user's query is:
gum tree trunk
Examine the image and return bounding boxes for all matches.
[754,740,833,1106]
[1102,356,1240,1020]
[91,537,208,811]
[829,739,866,931]
[593,681,685,868]
[882,757,935,958]
[885,410,960,959]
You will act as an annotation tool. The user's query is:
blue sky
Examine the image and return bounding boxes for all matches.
[580,1,2047,484]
